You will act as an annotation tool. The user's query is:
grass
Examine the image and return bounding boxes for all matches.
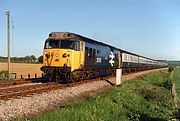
[173,67,180,98]
[171,67,180,119]
[28,70,175,121]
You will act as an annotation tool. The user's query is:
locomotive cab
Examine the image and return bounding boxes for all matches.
[41,32,85,82]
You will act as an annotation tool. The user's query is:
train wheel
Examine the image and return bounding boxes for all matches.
[65,72,73,83]
[50,71,61,83]
[49,74,59,83]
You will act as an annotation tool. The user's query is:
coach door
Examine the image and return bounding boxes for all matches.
[85,47,96,67]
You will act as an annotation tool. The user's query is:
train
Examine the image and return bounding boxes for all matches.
[40,32,168,82]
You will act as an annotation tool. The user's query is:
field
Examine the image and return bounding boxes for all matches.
[0,62,42,79]
[29,70,175,121]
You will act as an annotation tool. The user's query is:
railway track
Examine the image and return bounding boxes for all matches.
[0,78,66,100]
[0,68,167,101]
[0,80,31,88]
[0,83,64,100]
[0,76,103,100]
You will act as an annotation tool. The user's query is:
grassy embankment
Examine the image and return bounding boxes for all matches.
[173,67,180,98]
[28,70,175,121]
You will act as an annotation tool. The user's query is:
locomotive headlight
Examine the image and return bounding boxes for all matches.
[45,53,50,58]
[55,52,59,57]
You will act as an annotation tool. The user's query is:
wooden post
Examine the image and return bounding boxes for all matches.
[5,11,11,79]
[28,74,30,79]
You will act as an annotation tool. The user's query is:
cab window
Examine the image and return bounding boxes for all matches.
[74,41,80,51]
[60,40,74,49]
[45,40,59,48]
[45,39,74,49]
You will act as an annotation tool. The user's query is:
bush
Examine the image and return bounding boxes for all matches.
[163,79,173,90]
[168,66,175,73]
[38,55,43,63]
[173,108,180,119]
[0,70,9,80]
[136,86,165,102]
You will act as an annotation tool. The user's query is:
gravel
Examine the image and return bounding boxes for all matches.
[0,80,111,121]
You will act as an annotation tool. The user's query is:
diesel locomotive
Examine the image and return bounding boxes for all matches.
[41,32,168,82]
[41,32,120,82]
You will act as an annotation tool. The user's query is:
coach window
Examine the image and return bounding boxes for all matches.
[89,48,93,59]
[85,47,88,52]
[127,55,129,61]
[97,50,100,54]
[124,55,127,61]
[93,49,96,63]
[85,47,89,59]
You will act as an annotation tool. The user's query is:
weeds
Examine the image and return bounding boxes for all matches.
[135,86,165,102]
[168,65,175,73]
[0,70,8,80]
[163,79,173,90]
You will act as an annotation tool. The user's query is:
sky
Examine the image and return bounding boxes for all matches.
[0,0,180,60]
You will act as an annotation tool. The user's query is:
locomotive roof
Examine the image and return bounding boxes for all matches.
[48,32,120,50]
[120,49,153,61]
[73,32,158,61]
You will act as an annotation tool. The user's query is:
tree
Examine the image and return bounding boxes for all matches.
[30,55,37,62]
[38,55,43,63]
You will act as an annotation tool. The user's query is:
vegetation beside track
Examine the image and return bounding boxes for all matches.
[172,67,180,98]
[27,70,176,121]
[0,70,8,80]
[171,67,180,119]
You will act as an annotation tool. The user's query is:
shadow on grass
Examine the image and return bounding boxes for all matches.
[138,113,166,121]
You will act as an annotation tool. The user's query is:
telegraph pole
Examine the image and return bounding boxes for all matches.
[5,11,10,79]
